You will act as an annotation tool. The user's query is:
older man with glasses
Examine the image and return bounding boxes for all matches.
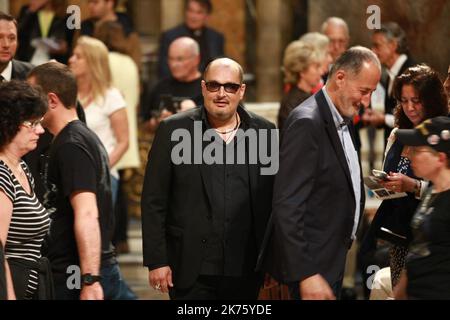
[142,37,204,133]
[141,57,277,300]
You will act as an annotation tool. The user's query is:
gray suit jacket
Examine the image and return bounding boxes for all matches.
[259,89,365,286]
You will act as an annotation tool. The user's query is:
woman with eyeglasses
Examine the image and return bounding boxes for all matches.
[0,81,51,300]
[360,64,448,298]
[394,116,450,299]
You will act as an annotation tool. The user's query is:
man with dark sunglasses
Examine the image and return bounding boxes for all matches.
[142,57,277,300]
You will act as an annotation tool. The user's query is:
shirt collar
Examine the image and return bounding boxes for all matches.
[1,61,13,81]
[388,54,408,78]
[323,86,347,130]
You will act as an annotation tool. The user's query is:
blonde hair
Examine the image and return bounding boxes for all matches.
[299,32,329,61]
[75,36,112,102]
[282,40,321,84]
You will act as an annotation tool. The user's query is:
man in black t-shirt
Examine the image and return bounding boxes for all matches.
[28,62,135,300]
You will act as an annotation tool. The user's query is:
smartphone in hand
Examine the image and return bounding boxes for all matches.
[372,169,388,180]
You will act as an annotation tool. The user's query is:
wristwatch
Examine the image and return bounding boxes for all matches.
[82,273,102,286]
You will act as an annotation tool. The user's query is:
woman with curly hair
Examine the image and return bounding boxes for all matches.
[0,80,51,299]
[361,64,448,297]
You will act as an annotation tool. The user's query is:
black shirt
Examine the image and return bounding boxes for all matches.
[23,103,86,202]
[41,120,115,275]
[141,77,203,121]
[200,109,255,277]
[406,188,450,299]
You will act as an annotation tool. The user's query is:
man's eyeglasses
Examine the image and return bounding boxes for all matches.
[22,117,44,129]
[168,55,195,63]
[205,81,242,94]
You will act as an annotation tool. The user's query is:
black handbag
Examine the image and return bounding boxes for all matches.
[372,196,420,246]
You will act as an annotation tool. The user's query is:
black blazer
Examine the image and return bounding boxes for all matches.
[11,59,34,80]
[157,24,224,79]
[259,89,365,286]
[141,106,275,289]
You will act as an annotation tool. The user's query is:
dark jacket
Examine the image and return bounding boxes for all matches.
[11,59,34,80]
[259,89,365,286]
[141,106,276,289]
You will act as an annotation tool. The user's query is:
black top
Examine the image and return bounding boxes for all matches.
[41,120,115,275]
[200,112,255,277]
[369,139,421,246]
[23,103,86,203]
[141,77,203,121]
[278,86,310,131]
[406,188,450,299]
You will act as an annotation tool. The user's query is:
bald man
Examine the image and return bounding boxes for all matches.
[142,37,203,132]
[141,58,276,300]
[321,17,350,63]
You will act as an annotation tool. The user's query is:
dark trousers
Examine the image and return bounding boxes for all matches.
[169,274,260,300]
[113,170,129,244]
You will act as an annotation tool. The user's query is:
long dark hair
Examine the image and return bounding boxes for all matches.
[393,64,448,129]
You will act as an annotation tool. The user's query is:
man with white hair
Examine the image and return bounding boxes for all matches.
[142,37,203,132]
[321,17,350,63]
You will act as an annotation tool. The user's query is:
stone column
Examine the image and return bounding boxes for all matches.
[161,0,184,32]
[255,0,287,102]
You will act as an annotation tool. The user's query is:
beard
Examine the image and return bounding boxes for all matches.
[339,93,361,118]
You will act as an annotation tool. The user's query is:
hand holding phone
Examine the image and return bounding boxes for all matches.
[372,169,388,180]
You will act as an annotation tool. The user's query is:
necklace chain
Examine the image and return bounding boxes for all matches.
[215,113,240,135]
